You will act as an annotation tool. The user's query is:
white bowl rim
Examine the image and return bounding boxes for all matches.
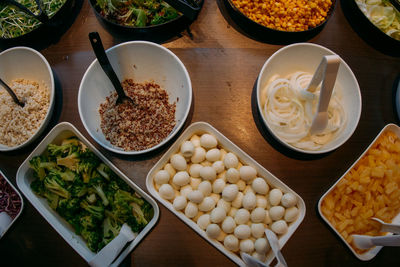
[256,42,362,154]
[78,40,192,155]
[0,46,55,152]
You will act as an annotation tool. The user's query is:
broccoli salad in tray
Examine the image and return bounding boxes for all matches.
[29,136,153,252]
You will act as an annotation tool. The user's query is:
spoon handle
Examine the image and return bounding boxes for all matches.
[370,235,400,247]
[0,78,24,107]
[316,55,340,113]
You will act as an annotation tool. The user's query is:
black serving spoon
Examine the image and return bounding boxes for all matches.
[88,32,133,105]
[0,78,25,107]
[2,0,49,23]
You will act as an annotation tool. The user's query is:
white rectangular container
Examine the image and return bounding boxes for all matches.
[146,122,306,266]
[16,122,159,266]
[318,123,400,261]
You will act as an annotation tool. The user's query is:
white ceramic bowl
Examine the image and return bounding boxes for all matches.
[78,41,192,155]
[0,46,55,151]
[256,43,362,154]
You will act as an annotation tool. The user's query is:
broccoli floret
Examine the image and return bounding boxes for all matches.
[29,155,56,180]
[81,228,102,252]
[44,175,70,199]
[49,169,76,182]
[131,202,148,225]
[57,198,81,219]
[70,179,88,198]
[96,163,113,181]
[44,190,60,209]
[90,177,109,206]
[77,150,100,183]
[30,178,45,196]
[80,215,100,230]
[80,200,104,221]
[68,216,83,235]
[114,189,144,206]
[47,138,79,157]
[102,216,121,246]
[86,193,97,204]
[57,152,80,171]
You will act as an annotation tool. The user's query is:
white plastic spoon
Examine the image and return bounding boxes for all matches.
[265,229,287,267]
[371,217,400,234]
[352,234,400,250]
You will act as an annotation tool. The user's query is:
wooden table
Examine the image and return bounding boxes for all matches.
[1,0,400,266]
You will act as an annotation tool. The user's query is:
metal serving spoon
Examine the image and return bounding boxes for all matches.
[88,32,133,105]
[1,0,49,23]
[0,78,25,107]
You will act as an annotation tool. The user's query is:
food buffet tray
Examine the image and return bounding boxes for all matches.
[16,122,159,265]
[146,121,306,266]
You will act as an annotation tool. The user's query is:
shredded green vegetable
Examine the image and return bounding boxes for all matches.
[0,0,67,39]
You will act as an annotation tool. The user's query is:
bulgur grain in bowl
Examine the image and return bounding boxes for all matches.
[0,47,55,151]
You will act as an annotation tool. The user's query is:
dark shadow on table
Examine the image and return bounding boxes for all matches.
[392,74,400,123]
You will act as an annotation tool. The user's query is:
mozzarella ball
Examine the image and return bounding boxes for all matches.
[212,161,225,174]
[210,193,220,204]
[228,207,238,217]
[284,206,299,222]
[234,224,251,239]
[206,224,221,239]
[236,180,246,191]
[251,223,265,239]
[164,163,176,178]
[224,235,239,251]
[187,190,204,204]
[239,239,255,253]
[198,180,212,196]
[222,184,239,202]
[235,208,250,225]
[189,164,202,178]
[212,179,226,194]
[251,207,266,223]
[190,177,202,189]
[269,188,283,206]
[255,238,270,254]
[185,202,198,218]
[256,195,268,209]
[210,207,226,223]
[190,134,201,147]
[264,210,272,224]
[200,134,218,149]
[252,178,269,195]
[180,185,193,198]
[198,197,216,212]
[252,252,266,262]
[180,141,195,158]
[191,147,206,163]
[240,166,257,182]
[243,191,257,210]
[226,168,240,183]
[224,153,239,169]
[154,170,170,185]
[173,196,187,211]
[206,148,221,162]
[200,166,217,181]
[232,192,244,208]
[271,220,288,235]
[197,214,211,230]
[170,154,187,171]
[221,216,236,234]
[281,193,297,208]
[173,171,190,186]
[159,184,175,200]
[269,206,285,221]
[217,199,231,214]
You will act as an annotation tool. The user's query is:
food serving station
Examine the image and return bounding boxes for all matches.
[0,0,400,266]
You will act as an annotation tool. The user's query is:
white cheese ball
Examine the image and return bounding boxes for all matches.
[212,161,225,174]
[206,148,221,162]
[269,188,283,206]
[255,238,270,254]
[269,206,285,221]
[180,141,195,158]
[200,166,217,181]
[239,239,255,253]
[187,190,204,204]
[159,184,175,200]
[197,214,211,230]
[170,154,187,171]
[180,185,193,198]
[226,168,240,183]
[256,195,268,209]
[235,208,250,225]
[217,199,231,214]
[190,134,201,147]
[172,171,190,186]
[252,178,269,195]
[154,170,170,185]
[210,207,227,223]
[228,207,238,217]
[189,164,202,178]
[185,202,198,218]
[198,180,212,196]
[240,166,257,182]
[222,184,239,202]
[200,134,218,148]
[206,223,221,239]
[243,191,257,210]
[251,223,265,239]
[190,177,202,189]
[271,220,288,235]
[224,153,239,169]
[281,193,297,208]
[222,216,236,234]
[284,206,299,222]
[234,224,251,239]
[191,147,206,163]
[232,192,244,208]
[251,207,266,223]
[164,163,176,178]
[252,252,266,262]
[212,179,226,194]
[224,235,239,251]
[264,210,272,224]
[236,180,246,191]
[198,197,216,212]
[173,196,187,211]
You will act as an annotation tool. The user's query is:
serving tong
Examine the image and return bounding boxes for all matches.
[1,0,49,23]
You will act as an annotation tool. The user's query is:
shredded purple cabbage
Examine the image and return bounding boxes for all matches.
[0,174,21,219]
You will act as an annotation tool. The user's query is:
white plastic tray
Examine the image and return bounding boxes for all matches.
[146,121,306,266]
[318,123,400,261]
[16,122,159,265]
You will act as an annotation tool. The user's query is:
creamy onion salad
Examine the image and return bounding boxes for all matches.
[260,72,346,151]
